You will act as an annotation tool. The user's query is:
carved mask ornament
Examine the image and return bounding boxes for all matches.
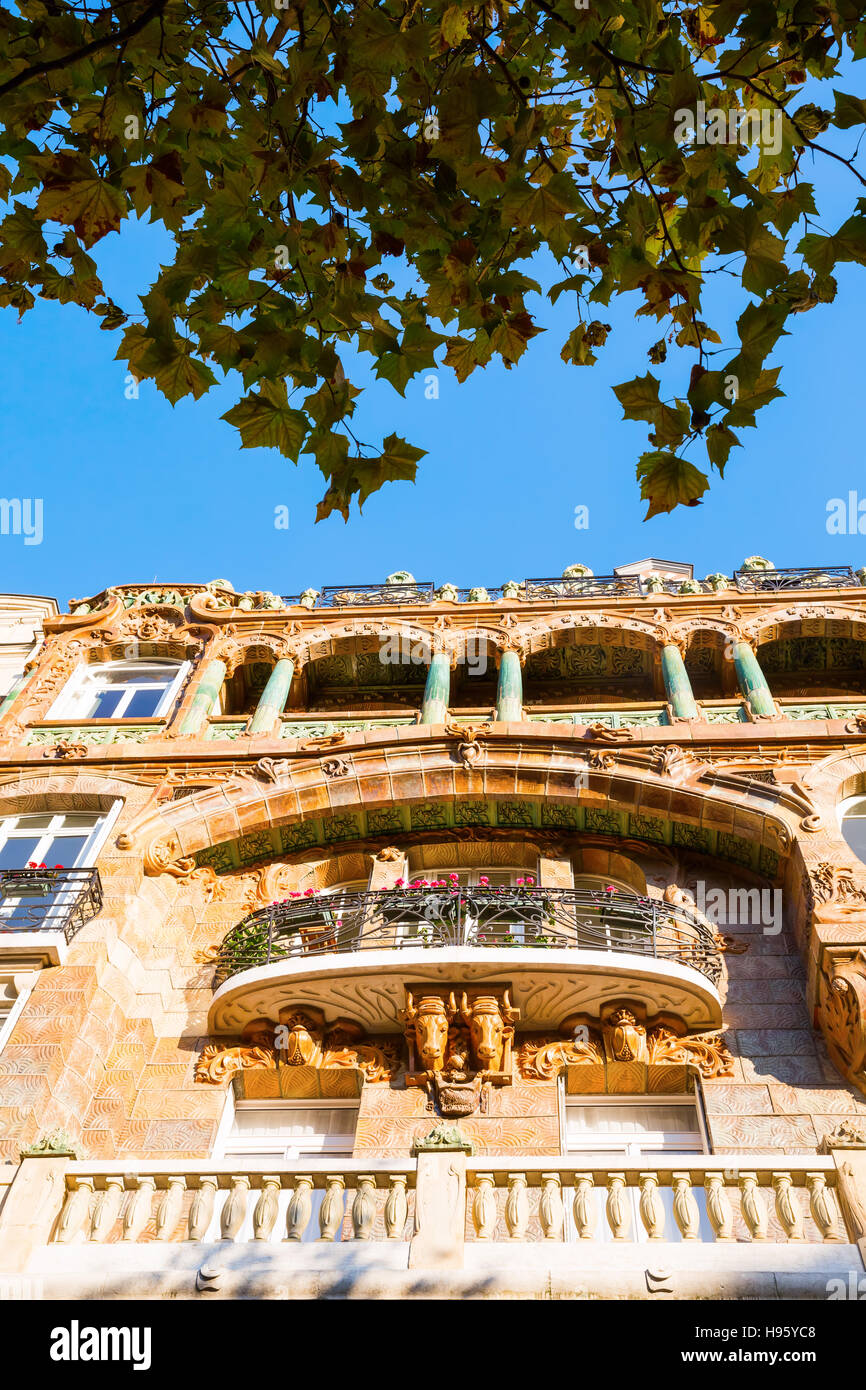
[277,1008,325,1067]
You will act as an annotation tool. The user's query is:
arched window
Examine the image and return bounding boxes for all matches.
[51,660,188,720]
[839,795,866,867]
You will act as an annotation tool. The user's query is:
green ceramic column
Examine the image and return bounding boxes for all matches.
[0,670,30,717]
[179,658,227,736]
[420,650,451,725]
[660,643,698,720]
[495,650,523,722]
[732,640,776,719]
[248,657,295,735]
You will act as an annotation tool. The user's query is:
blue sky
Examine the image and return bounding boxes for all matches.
[1,144,864,610]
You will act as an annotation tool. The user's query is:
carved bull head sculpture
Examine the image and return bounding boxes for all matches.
[402,991,450,1073]
[456,989,520,1075]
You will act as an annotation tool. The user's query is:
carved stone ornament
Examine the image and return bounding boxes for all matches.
[649,744,693,777]
[111,608,186,643]
[300,731,347,751]
[584,721,634,743]
[819,1120,866,1152]
[373,846,404,862]
[412,1124,474,1155]
[516,1008,733,1083]
[401,986,519,1085]
[818,948,866,1091]
[712,933,750,955]
[42,740,89,760]
[19,1128,78,1159]
[444,721,492,772]
[321,757,351,779]
[811,863,866,911]
[195,1011,400,1085]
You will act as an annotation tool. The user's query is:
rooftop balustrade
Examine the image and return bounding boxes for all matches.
[212,885,722,990]
[0,867,103,943]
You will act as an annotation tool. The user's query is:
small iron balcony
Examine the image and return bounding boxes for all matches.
[212,885,722,990]
[0,867,103,943]
[734,565,856,592]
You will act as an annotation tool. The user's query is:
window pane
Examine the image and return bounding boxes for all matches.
[0,838,43,869]
[82,688,125,719]
[842,814,866,867]
[230,1106,357,1141]
[42,834,89,867]
[566,1103,699,1138]
[123,688,165,718]
[52,814,102,830]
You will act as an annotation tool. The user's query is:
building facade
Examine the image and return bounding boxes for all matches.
[0,561,866,1298]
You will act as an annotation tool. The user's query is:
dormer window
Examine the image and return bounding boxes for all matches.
[50,661,188,720]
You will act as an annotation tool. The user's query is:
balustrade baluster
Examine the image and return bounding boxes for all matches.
[285,1176,314,1241]
[219,1178,250,1245]
[539,1172,564,1239]
[352,1176,377,1240]
[122,1175,156,1242]
[806,1172,842,1242]
[573,1174,596,1240]
[672,1172,700,1240]
[505,1173,529,1240]
[606,1173,630,1241]
[384,1175,408,1239]
[638,1172,665,1240]
[89,1175,124,1243]
[253,1177,281,1241]
[155,1177,186,1241]
[739,1173,768,1241]
[772,1172,804,1241]
[187,1177,217,1241]
[704,1174,734,1241]
[472,1174,497,1239]
[319,1176,346,1241]
[56,1177,94,1244]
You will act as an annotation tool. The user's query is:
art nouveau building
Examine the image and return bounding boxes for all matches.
[1,561,866,1299]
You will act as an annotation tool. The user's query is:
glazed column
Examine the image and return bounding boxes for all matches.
[248,657,296,735]
[0,670,30,717]
[420,649,451,725]
[731,639,776,719]
[495,649,523,722]
[660,643,699,721]
[179,657,227,736]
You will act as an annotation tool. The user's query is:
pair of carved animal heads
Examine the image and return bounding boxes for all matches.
[402,987,520,1075]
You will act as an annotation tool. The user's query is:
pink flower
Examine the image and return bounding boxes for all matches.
[395,878,405,887]
[303,888,315,897]
[449,873,459,882]
[604,884,615,893]
[479,876,489,886]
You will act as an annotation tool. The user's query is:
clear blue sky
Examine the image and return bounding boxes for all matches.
[1,145,863,611]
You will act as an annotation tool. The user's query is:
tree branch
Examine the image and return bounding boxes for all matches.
[0,0,169,100]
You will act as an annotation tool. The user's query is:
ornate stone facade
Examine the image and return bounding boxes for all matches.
[2,567,866,1296]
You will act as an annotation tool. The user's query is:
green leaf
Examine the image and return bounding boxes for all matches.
[613,373,662,423]
[222,382,308,459]
[833,90,866,129]
[705,423,740,472]
[37,177,125,248]
[637,452,710,519]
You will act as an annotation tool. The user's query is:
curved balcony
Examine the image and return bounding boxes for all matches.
[208,886,723,1036]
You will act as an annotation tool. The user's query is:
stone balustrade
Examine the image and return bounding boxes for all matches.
[47,1156,848,1248]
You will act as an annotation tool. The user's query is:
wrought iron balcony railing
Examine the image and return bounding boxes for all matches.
[524,574,644,600]
[317,582,436,607]
[212,886,722,990]
[734,565,856,592]
[0,867,103,943]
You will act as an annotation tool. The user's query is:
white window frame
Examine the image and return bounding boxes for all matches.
[560,1090,708,1158]
[217,1098,360,1161]
[0,803,121,869]
[48,660,190,721]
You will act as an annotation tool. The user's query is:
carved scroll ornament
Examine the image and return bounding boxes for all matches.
[195,1010,399,1085]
